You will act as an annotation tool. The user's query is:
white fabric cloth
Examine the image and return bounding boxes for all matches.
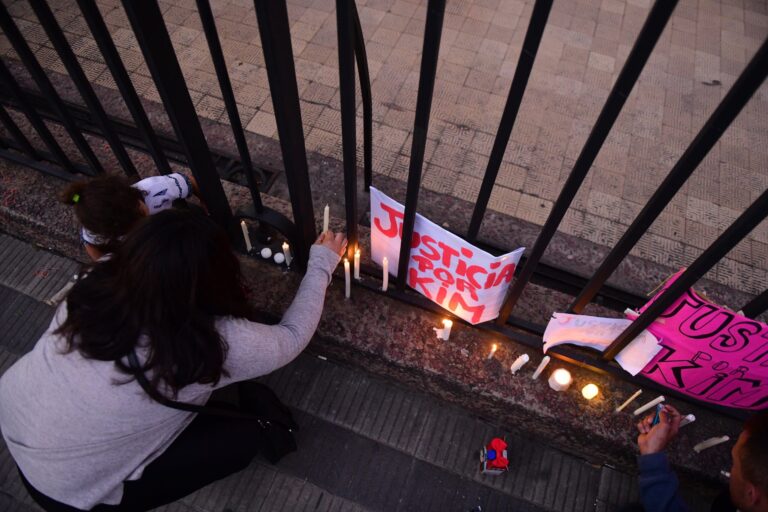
[0,245,339,510]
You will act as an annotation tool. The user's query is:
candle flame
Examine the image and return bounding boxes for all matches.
[490,343,498,353]
[442,319,452,328]
[582,383,599,400]
[553,369,571,385]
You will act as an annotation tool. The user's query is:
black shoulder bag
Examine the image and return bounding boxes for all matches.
[127,351,298,463]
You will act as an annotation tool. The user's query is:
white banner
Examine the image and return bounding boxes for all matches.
[370,187,524,324]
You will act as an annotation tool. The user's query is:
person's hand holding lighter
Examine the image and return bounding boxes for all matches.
[637,404,682,455]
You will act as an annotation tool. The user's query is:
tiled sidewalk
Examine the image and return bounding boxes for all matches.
[1,0,767,295]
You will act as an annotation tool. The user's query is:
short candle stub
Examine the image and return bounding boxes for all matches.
[487,343,498,360]
[548,368,572,392]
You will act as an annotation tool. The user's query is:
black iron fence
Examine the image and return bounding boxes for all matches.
[0,0,767,416]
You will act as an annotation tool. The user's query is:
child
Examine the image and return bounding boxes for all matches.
[62,173,199,261]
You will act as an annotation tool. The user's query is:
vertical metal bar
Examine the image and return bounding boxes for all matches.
[351,2,372,192]
[0,58,76,172]
[741,289,768,319]
[466,0,554,241]
[29,0,138,178]
[396,0,446,290]
[603,187,768,360]
[196,0,264,214]
[337,0,358,257]
[0,103,39,159]
[253,0,316,264]
[121,0,235,232]
[0,2,104,174]
[77,0,172,175]
[570,37,768,314]
[496,0,678,324]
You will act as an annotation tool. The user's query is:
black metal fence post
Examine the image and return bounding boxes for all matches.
[742,289,768,319]
[351,2,373,192]
[196,0,264,215]
[0,2,104,174]
[0,58,76,173]
[253,0,316,264]
[603,187,768,360]
[466,0,554,242]
[337,0,358,257]
[0,103,39,159]
[29,0,138,178]
[569,37,768,314]
[121,0,235,233]
[77,0,173,176]
[396,0,446,290]
[496,0,678,324]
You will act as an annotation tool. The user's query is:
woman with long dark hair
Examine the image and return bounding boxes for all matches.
[0,210,346,511]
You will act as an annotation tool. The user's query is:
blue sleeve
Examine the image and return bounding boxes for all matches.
[638,453,690,512]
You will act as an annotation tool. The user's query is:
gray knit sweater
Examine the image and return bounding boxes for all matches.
[0,245,340,509]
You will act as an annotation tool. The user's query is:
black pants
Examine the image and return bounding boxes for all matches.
[20,412,262,512]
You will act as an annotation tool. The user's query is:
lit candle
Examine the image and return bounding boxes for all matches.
[633,395,665,416]
[548,369,572,392]
[509,354,529,374]
[382,257,389,291]
[354,248,361,279]
[615,389,643,412]
[282,242,292,267]
[343,258,351,298]
[487,343,498,360]
[260,247,272,259]
[582,383,599,400]
[679,414,696,428]
[273,253,285,264]
[693,436,730,453]
[531,355,550,379]
[323,204,330,233]
[240,220,252,252]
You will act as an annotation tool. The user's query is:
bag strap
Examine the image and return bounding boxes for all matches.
[127,350,287,430]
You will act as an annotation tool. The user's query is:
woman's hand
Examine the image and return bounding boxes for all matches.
[315,230,347,257]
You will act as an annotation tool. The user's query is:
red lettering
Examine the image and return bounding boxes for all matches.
[448,292,485,324]
[433,267,455,286]
[455,278,479,301]
[412,254,435,273]
[437,241,460,268]
[408,268,433,299]
[435,286,448,305]
[466,265,487,289]
[492,263,516,287]
[419,235,440,260]
[374,203,403,238]
[461,247,473,258]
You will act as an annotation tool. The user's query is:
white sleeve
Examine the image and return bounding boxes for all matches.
[133,173,192,214]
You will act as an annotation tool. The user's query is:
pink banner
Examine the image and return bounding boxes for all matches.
[629,270,768,410]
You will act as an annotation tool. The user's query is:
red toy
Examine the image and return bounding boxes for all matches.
[479,437,509,474]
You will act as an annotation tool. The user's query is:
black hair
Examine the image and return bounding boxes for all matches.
[56,209,256,396]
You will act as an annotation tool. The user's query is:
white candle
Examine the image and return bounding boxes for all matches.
[487,343,498,360]
[354,248,361,279]
[382,257,389,291]
[615,389,643,412]
[273,253,285,264]
[260,247,272,259]
[344,258,351,298]
[582,383,599,400]
[531,355,550,379]
[721,470,731,479]
[282,242,292,267]
[240,220,252,252]
[694,436,730,453]
[323,204,330,233]
[510,354,529,374]
[548,368,572,392]
[633,395,665,416]
[679,414,696,428]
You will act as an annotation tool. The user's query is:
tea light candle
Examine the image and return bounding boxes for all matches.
[240,220,252,252]
[615,389,642,412]
[548,369,572,392]
[273,253,285,264]
[282,242,292,267]
[353,248,361,279]
[694,436,730,453]
[437,319,452,341]
[582,383,599,400]
[679,414,696,428]
[633,395,665,416]
[531,355,550,379]
[487,343,498,360]
[510,354,529,374]
[323,204,330,233]
[343,258,351,298]
[382,257,389,291]
[260,247,272,259]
